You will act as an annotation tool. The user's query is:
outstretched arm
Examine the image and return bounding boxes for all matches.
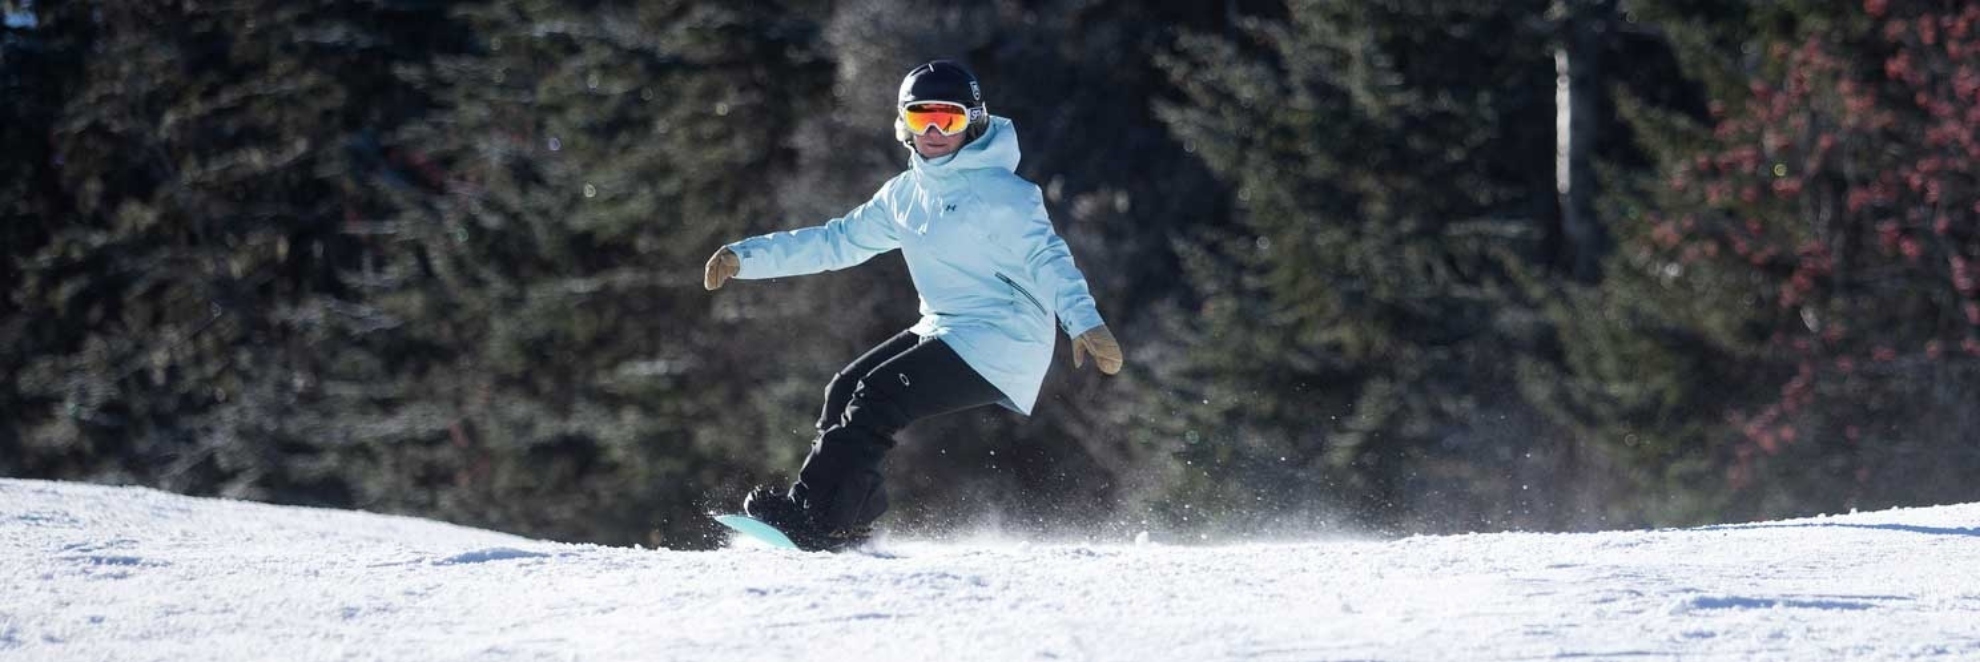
[720,180,902,282]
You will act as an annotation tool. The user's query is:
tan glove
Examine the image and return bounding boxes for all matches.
[703,247,740,290]
[1072,325,1123,375]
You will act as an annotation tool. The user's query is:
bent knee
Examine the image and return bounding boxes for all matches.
[844,374,911,428]
[850,369,911,404]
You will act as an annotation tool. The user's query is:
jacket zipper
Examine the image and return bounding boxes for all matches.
[996,273,1049,317]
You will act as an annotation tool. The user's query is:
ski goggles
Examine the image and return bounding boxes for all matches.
[899,100,979,137]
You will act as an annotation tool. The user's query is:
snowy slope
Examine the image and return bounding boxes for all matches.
[3,479,1978,661]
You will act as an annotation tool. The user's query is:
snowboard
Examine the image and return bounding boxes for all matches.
[712,513,801,550]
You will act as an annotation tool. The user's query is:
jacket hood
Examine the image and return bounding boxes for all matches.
[909,115,1020,179]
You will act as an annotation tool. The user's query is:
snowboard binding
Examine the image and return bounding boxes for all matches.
[740,485,872,552]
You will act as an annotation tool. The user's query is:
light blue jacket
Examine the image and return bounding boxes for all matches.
[726,116,1105,415]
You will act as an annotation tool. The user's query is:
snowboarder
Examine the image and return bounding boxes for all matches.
[702,60,1123,551]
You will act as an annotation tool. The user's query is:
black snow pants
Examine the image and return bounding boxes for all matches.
[793,329,1006,532]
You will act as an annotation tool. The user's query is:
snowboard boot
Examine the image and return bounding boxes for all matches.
[742,485,871,552]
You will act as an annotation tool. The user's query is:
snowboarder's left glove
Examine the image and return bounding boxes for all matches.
[1072,325,1123,375]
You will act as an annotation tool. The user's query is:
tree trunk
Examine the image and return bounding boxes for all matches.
[1554,0,1614,282]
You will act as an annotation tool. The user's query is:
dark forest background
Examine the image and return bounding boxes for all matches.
[5,0,1976,549]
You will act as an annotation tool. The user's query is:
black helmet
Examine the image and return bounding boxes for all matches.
[895,60,989,146]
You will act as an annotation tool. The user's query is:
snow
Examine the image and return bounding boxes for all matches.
[3,479,1978,661]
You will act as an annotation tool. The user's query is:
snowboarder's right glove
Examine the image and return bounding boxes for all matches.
[703,247,740,290]
[1072,325,1124,375]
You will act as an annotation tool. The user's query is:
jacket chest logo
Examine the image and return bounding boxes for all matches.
[943,203,958,212]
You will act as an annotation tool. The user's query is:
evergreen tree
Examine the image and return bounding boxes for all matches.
[1152,0,1602,534]
[2,0,89,475]
[8,0,466,503]
[318,0,837,546]
[4,0,844,548]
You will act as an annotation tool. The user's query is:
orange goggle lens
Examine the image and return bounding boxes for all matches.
[901,102,972,136]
